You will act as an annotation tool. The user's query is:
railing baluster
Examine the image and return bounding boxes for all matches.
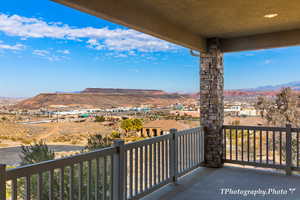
[230,128,232,160]
[235,128,238,160]
[253,130,256,162]
[241,129,244,161]
[273,131,276,164]
[247,129,250,162]
[224,128,226,160]
[188,133,191,168]
[25,175,31,200]
[79,162,83,200]
[192,131,196,166]
[286,124,292,175]
[134,148,138,195]
[149,144,153,188]
[297,132,299,168]
[139,146,143,193]
[260,130,262,163]
[49,169,54,200]
[280,131,282,165]
[195,131,198,164]
[145,145,148,190]
[130,149,133,198]
[193,131,196,166]
[104,156,107,200]
[69,165,74,200]
[180,135,184,171]
[162,140,165,181]
[95,159,99,200]
[37,172,43,200]
[158,142,161,183]
[166,139,169,178]
[190,132,193,167]
[87,160,92,200]
[60,167,64,200]
[0,164,5,200]
[12,178,17,200]
[153,143,157,186]
[107,155,112,200]
[266,131,269,164]
[185,133,188,170]
[124,151,127,200]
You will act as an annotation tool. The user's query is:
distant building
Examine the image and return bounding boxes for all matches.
[170,110,200,118]
[141,120,189,137]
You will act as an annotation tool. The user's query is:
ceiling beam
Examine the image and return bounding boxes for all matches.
[52,0,206,52]
[220,29,300,52]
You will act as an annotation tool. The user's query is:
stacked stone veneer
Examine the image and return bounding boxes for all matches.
[200,39,224,168]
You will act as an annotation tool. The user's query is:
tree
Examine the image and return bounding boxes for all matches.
[120,118,143,137]
[20,140,55,165]
[255,87,300,127]
[120,119,132,137]
[132,119,143,131]
[18,141,57,199]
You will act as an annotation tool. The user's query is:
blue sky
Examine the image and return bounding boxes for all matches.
[0,0,300,97]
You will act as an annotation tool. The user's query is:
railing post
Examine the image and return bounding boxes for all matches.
[113,140,125,200]
[0,164,6,200]
[169,129,178,183]
[286,124,292,176]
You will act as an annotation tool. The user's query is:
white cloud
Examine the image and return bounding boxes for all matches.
[87,39,104,50]
[264,59,272,64]
[33,49,64,61]
[33,49,49,56]
[0,41,25,50]
[57,49,70,54]
[0,13,178,53]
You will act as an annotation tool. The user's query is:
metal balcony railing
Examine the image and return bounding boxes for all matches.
[0,127,205,200]
[223,124,300,175]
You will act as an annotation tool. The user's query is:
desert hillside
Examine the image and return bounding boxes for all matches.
[15,88,194,109]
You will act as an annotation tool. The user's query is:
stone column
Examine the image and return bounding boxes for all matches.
[200,39,224,168]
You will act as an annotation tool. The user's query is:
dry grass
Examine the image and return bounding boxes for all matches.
[0,121,114,147]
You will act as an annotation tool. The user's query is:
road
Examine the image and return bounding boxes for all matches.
[0,145,83,166]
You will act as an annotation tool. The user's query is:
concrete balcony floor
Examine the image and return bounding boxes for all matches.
[142,165,300,200]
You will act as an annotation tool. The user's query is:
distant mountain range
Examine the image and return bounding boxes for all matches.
[240,81,300,91]
[15,88,195,109]
[6,81,300,108]
[0,97,25,105]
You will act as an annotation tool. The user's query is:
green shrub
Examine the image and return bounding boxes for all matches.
[111,131,121,139]
[95,116,105,122]
[84,134,112,151]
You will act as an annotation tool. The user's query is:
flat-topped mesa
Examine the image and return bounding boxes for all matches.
[81,88,166,95]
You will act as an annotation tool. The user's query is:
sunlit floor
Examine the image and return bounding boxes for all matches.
[142,165,300,200]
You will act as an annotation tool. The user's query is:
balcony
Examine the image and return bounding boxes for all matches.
[143,166,300,200]
[1,125,299,200]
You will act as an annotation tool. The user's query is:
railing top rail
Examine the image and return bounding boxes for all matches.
[291,128,300,132]
[177,127,203,136]
[222,125,286,132]
[6,146,116,180]
[124,127,202,150]
[125,134,172,150]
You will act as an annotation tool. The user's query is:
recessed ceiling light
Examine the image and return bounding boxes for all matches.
[264,13,278,18]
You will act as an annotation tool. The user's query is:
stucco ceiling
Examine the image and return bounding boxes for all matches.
[52,0,300,52]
